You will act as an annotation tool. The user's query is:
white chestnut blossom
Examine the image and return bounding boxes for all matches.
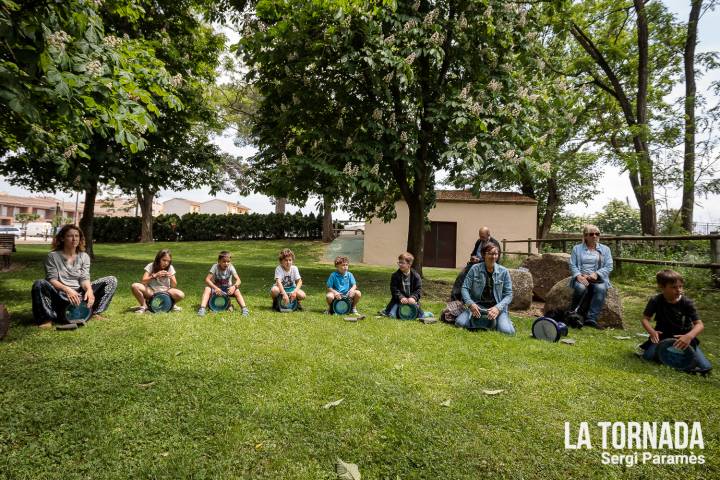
[345,137,353,148]
[424,9,439,26]
[336,117,344,129]
[85,60,103,77]
[372,108,382,121]
[400,131,408,143]
[103,35,122,48]
[404,52,417,65]
[370,163,380,175]
[491,126,501,137]
[467,137,478,150]
[524,146,534,156]
[383,72,393,83]
[412,0,420,11]
[280,153,289,165]
[47,31,72,49]
[458,14,468,29]
[484,5,493,18]
[63,144,78,159]
[389,112,396,127]
[296,146,303,156]
[539,162,552,174]
[430,31,445,46]
[384,35,395,45]
[403,19,418,32]
[170,73,183,88]
[488,79,502,92]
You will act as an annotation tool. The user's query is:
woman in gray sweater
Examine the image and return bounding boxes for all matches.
[31,225,117,328]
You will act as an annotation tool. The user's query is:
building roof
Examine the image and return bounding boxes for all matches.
[0,193,66,209]
[435,190,537,205]
[200,199,250,210]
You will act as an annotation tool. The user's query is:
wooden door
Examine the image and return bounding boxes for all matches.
[424,221,457,268]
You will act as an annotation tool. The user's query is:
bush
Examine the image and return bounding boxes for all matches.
[93,212,323,243]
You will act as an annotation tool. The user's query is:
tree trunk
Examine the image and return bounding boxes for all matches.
[538,176,560,240]
[681,0,702,232]
[79,178,98,259]
[405,193,426,277]
[321,195,334,243]
[137,187,155,243]
[274,197,286,214]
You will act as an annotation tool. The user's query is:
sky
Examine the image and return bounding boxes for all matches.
[1,0,718,224]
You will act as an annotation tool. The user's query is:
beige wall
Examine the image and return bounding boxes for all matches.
[163,199,198,216]
[363,200,537,268]
[200,199,229,215]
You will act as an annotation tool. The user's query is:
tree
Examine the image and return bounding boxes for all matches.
[0,0,184,256]
[565,0,685,235]
[14,212,40,239]
[105,0,229,242]
[593,199,642,235]
[237,0,546,274]
[449,27,603,239]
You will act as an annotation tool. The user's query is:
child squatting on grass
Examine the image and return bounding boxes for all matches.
[197,251,249,316]
[379,252,424,318]
[131,248,185,314]
[639,269,712,374]
[325,256,362,314]
[270,248,306,310]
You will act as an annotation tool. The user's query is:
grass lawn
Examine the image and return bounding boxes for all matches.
[1,241,718,479]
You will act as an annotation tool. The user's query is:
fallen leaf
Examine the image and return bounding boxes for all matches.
[440,399,451,407]
[394,364,403,370]
[137,381,155,389]
[613,336,632,340]
[255,442,264,450]
[336,458,361,480]
[160,452,169,457]
[482,389,504,395]
[560,338,576,345]
[323,398,344,409]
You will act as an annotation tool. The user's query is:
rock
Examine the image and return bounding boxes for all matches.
[508,269,533,311]
[521,253,572,301]
[543,276,624,329]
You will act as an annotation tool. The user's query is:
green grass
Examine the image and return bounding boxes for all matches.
[1,241,718,479]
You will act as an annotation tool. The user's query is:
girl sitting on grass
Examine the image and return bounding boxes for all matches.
[131,248,185,314]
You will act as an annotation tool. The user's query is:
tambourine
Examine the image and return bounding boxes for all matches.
[397,303,419,320]
[65,301,92,323]
[331,296,352,315]
[209,287,230,312]
[278,286,298,312]
[467,308,496,331]
[532,316,569,342]
[148,291,174,313]
[656,338,697,371]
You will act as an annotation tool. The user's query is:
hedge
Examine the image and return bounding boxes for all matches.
[93,212,323,243]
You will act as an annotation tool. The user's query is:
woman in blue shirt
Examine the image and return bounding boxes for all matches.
[455,244,514,335]
[569,224,613,329]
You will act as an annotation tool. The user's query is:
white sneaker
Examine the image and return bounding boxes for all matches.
[136,306,147,314]
[172,305,182,312]
[351,308,359,315]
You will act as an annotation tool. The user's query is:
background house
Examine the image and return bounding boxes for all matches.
[363,190,538,269]
[162,197,250,216]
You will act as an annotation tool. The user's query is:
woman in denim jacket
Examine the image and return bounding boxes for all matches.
[568,224,613,329]
[456,244,514,335]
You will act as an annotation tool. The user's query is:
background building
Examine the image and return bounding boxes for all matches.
[363,190,538,269]
[162,198,250,216]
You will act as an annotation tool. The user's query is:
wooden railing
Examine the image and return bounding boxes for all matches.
[501,234,720,285]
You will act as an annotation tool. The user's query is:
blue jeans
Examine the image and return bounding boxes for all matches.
[571,281,607,323]
[455,309,515,335]
[642,342,712,372]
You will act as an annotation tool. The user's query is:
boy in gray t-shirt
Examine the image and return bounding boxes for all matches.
[198,251,248,316]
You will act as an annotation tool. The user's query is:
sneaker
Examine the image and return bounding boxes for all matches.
[296,303,304,311]
[136,306,147,315]
[197,307,206,316]
[241,307,249,316]
[585,320,604,330]
[228,305,234,312]
[324,309,333,315]
[377,310,389,317]
[351,308,359,315]
[172,305,182,312]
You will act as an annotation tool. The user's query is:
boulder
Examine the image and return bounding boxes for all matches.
[521,252,572,301]
[543,276,624,329]
[508,269,533,311]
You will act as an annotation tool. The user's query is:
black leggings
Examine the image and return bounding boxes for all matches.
[31,276,117,324]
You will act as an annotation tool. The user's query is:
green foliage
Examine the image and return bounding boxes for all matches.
[593,199,642,235]
[550,211,591,233]
[14,212,40,227]
[236,0,548,245]
[92,212,323,242]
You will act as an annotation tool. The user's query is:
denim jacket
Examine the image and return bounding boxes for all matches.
[461,262,513,312]
[569,242,613,287]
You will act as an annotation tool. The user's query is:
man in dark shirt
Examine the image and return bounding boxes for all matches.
[469,226,501,264]
[640,270,711,373]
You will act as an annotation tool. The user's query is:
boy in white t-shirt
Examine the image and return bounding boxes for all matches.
[197,251,249,316]
[270,248,306,310]
[131,248,185,314]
